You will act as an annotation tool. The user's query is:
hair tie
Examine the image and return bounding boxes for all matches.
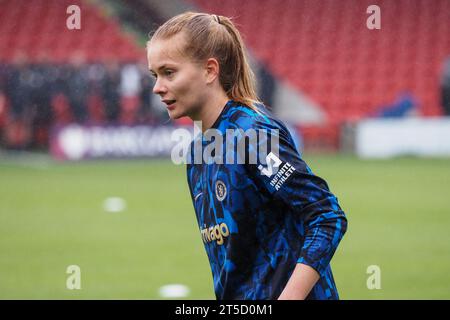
[213,14,221,24]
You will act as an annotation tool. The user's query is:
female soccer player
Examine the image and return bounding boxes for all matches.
[147,12,348,300]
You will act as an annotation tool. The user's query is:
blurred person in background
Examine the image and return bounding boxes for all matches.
[3,53,33,149]
[102,60,121,123]
[441,56,450,116]
[0,62,9,144]
[67,53,89,123]
[119,63,142,124]
[30,53,53,148]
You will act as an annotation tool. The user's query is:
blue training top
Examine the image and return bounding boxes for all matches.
[186,100,348,300]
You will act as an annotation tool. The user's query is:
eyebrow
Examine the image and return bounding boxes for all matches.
[149,64,173,73]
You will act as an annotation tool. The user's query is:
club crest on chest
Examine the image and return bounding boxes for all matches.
[215,180,227,201]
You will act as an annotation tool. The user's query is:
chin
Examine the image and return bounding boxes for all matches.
[167,109,186,120]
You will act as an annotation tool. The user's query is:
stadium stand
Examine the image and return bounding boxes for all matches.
[0,0,142,63]
[0,0,158,149]
[0,0,449,151]
[189,0,450,148]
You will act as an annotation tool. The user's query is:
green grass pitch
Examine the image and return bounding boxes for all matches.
[0,154,449,299]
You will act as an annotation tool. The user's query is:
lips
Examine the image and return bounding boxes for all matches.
[162,99,176,106]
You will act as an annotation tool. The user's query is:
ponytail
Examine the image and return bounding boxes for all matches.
[217,16,260,111]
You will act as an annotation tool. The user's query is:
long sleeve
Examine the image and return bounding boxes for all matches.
[244,119,348,277]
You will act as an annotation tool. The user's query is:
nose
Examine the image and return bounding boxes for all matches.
[152,78,167,95]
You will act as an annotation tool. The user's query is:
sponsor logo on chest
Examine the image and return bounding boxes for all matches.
[200,222,230,245]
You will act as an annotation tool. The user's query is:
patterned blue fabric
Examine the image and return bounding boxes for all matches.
[186,100,347,300]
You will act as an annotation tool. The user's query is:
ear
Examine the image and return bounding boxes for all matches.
[205,58,220,84]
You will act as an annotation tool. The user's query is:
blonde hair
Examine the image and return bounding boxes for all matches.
[148,12,261,111]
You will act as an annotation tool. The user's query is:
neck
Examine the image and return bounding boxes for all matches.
[192,93,230,133]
